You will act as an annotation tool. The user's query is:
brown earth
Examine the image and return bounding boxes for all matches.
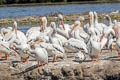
[0,12,120,27]
[0,49,120,80]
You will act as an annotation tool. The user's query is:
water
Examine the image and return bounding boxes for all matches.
[0,3,120,19]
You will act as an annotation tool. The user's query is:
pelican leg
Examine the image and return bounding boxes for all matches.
[96,55,100,63]
[20,57,29,64]
[91,56,95,63]
[0,53,2,59]
[56,56,59,62]
[112,45,116,51]
[35,61,44,69]
[5,54,9,61]
[117,51,120,59]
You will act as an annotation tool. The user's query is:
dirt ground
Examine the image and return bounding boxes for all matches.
[0,49,120,80]
[0,13,120,27]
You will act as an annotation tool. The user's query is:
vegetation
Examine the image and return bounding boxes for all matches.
[0,0,120,5]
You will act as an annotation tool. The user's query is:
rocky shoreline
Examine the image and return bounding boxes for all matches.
[0,12,120,27]
[0,50,120,80]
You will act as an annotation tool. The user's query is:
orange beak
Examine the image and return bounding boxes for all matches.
[80,20,83,24]
[42,20,45,32]
[89,15,92,26]
[69,24,78,34]
[31,40,43,46]
[14,25,17,37]
[61,19,65,30]
[114,27,119,39]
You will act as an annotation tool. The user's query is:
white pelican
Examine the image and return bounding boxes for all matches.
[101,28,115,49]
[27,31,49,43]
[88,35,101,63]
[27,22,66,45]
[87,11,100,41]
[49,22,67,46]
[88,23,115,63]
[28,44,48,68]
[87,11,106,63]
[113,24,120,59]
[69,20,89,43]
[103,15,117,50]
[31,23,67,62]
[40,42,66,62]
[26,16,47,37]
[113,20,120,28]
[63,38,88,53]
[1,21,27,44]
[58,14,71,33]
[10,40,30,64]
[94,11,107,35]
[0,39,14,61]
[104,15,114,28]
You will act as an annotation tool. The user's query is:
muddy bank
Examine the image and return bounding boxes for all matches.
[0,50,120,80]
[0,13,120,27]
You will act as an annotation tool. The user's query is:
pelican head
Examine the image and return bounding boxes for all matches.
[89,11,94,20]
[58,14,65,30]
[13,21,17,27]
[93,11,98,22]
[89,11,94,26]
[58,14,63,20]
[78,16,85,24]
[50,22,56,29]
[104,15,113,26]
[69,21,80,34]
[89,11,94,17]
[104,15,110,20]
[41,16,47,32]
[93,11,97,17]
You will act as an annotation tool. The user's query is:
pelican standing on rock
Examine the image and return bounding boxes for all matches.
[87,11,104,63]
[0,40,13,61]
[113,24,120,59]
[28,44,48,69]
[10,40,30,64]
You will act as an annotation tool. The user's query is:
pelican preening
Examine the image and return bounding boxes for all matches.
[0,11,120,69]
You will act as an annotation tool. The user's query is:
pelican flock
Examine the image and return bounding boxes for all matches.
[0,11,120,69]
